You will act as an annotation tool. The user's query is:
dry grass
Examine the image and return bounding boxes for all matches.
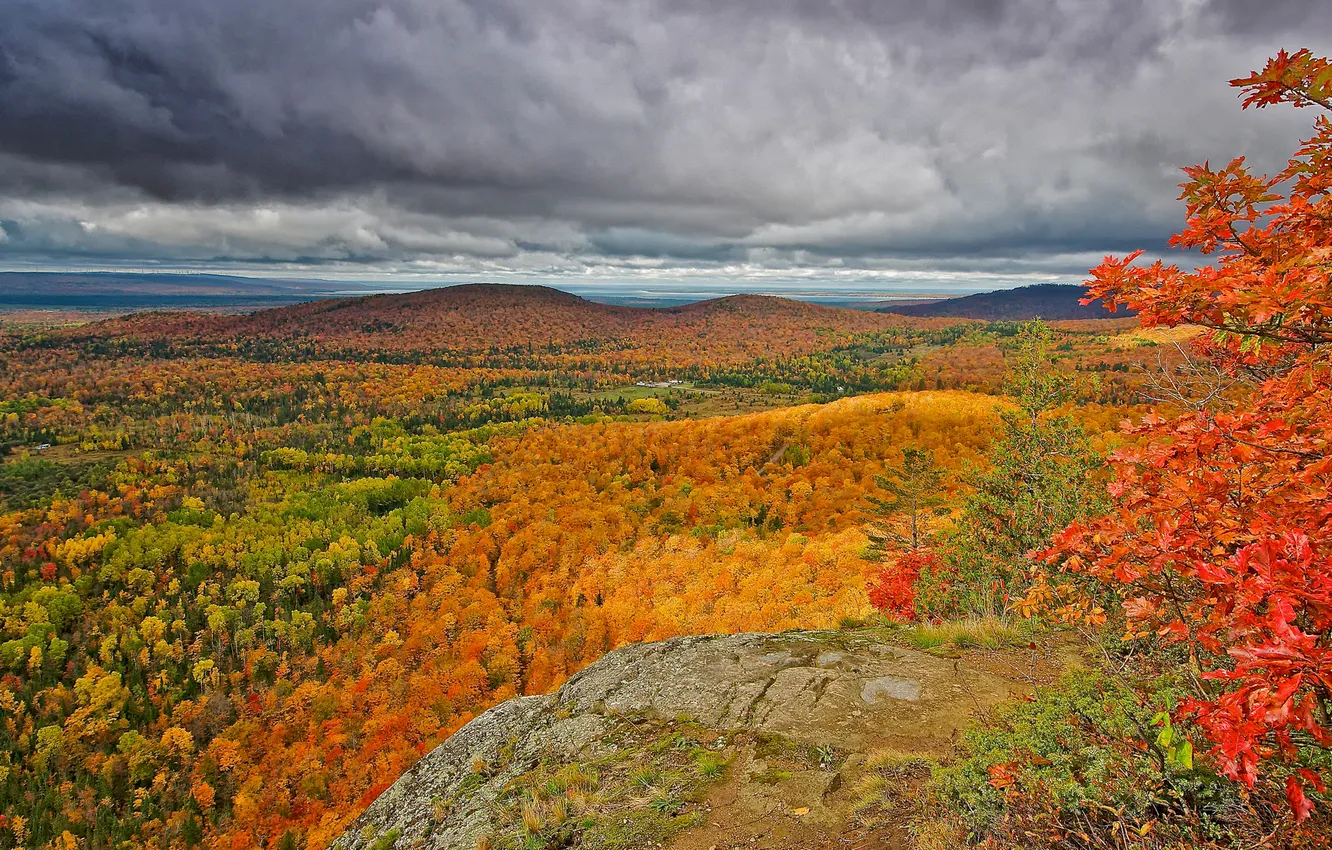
[848,747,965,850]
[519,801,544,834]
[908,818,966,850]
[897,616,1031,651]
[864,747,935,772]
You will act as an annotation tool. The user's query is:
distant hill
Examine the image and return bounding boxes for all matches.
[0,271,367,309]
[56,283,950,366]
[879,284,1132,321]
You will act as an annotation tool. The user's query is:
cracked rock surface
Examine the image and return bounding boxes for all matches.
[332,630,1025,850]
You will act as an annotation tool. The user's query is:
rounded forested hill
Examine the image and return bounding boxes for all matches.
[880,284,1132,321]
[50,283,955,364]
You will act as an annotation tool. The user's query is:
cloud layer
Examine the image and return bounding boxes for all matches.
[1,0,1329,287]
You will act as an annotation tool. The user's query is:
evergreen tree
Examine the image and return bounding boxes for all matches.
[918,322,1105,618]
[866,446,944,553]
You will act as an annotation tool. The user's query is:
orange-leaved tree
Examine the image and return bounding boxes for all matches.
[1027,49,1332,820]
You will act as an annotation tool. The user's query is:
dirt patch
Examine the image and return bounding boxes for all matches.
[670,744,918,850]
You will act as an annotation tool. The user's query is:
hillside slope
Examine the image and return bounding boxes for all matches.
[881,283,1131,321]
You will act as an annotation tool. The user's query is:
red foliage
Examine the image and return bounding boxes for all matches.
[867,548,938,621]
[1033,50,1332,820]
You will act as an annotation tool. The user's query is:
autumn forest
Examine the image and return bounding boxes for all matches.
[2,51,1332,850]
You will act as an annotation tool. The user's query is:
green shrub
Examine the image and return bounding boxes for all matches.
[935,669,1250,847]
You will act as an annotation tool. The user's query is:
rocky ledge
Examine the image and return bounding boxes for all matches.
[333,629,1032,850]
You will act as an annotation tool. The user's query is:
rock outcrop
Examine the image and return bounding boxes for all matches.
[333,629,1032,850]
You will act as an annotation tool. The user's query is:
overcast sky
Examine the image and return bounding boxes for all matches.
[1,0,1329,291]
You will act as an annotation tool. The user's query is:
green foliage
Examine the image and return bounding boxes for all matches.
[915,322,1105,619]
[1000,321,1076,422]
[1154,712,1195,771]
[0,457,114,511]
[0,395,55,416]
[261,431,491,479]
[935,669,1245,845]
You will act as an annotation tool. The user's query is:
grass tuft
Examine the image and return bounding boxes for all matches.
[897,617,1029,652]
[864,747,936,772]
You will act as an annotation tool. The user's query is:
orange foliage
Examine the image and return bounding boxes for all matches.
[198,392,1001,848]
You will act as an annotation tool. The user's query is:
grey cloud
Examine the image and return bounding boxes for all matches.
[0,0,1329,282]
[1202,0,1332,37]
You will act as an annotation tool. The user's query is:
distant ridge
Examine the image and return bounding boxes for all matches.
[879,283,1132,321]
[0,271,368,309]
[53,282,944,366]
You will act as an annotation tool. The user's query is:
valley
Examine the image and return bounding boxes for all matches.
[0,287,1164,849]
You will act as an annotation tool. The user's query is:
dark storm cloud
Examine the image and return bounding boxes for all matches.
[0,0,1329,282]
[1205,0,1332,37]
